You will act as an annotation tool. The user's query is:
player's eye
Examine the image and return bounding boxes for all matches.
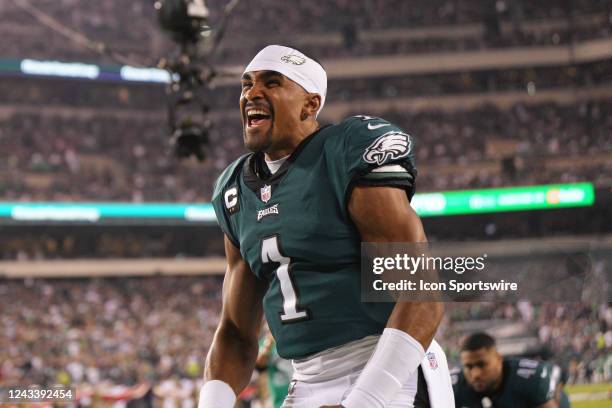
[241,82,252,89]
[266,79,280,87]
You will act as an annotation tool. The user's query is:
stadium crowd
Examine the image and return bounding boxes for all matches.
[1,1,610,407]
[0,0,610,65]
[1,98,610,202]
[3,60,611,110]
[328,61,612,101]
[1,274,609,405]
[0,276,220,405]
[0,113,233,202]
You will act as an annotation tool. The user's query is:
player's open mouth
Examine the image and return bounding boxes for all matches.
[246,109,272,128]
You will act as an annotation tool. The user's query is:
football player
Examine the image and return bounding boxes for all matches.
[200,45,453,408]
[255,332,292,408]
[452,332,570,407]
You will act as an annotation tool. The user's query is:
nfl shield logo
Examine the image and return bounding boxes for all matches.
[260,184,272,203]
[426,352,438,370]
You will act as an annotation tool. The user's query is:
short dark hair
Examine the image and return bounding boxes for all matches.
[461,332,496,352]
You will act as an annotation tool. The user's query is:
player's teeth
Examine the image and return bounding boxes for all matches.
[247,110,269,117]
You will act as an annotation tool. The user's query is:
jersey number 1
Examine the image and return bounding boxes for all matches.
[261,236,309,323]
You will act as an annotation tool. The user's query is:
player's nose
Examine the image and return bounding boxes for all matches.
[471,367,483,379]
[244,82,264,101]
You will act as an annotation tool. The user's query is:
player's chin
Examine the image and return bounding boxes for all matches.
[471,382,487,392]
[243,130,272,153]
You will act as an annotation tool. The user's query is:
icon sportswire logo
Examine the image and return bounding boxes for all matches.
[363,131,412,165]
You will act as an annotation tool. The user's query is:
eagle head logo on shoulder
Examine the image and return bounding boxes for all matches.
[281,54,306,65]
[363,131,412,165]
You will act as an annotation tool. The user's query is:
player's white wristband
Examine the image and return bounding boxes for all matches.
[198,380,236,408]
[342,328,426,408]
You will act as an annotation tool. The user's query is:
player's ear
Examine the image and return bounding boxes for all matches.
[301,93,321,120]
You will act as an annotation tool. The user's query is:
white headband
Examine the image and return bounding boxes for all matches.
[243,45,327,117]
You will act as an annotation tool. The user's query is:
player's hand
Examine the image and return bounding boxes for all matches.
[262,335,274,351]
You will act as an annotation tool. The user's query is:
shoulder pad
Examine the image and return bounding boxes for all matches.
[322,115,417,203]
[341,115,414,166]
[212,153,250,200]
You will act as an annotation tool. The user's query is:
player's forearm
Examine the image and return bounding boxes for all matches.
[204,321,259,395]
[341,301,444,408]
[387,301,444,349]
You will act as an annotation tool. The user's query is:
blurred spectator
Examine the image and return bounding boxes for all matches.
[1,98,610,201]
[0,276,222,388]
[1,0,610,65]
[0,274,608,406]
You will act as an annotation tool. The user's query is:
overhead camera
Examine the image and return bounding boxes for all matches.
[156,0,211,45]
[155,0,213,161]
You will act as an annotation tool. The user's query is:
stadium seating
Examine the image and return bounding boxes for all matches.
[2,98,610,201]
[2,0,610,64]
[1,2,610,406]
[1,275,609,396]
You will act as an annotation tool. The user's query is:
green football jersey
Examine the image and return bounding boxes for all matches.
[451,358,569,407]
[211,115,417,359]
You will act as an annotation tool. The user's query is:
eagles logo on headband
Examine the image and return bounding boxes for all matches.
[244,45,327,117]
[281,54,306,65]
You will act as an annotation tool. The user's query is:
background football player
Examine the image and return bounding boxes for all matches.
[255,330,292,408]
[452,332,571,408]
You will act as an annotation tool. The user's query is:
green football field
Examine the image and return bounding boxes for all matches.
[567,383,612,408]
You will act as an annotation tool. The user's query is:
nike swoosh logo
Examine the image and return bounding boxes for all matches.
[367,123,390,130]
